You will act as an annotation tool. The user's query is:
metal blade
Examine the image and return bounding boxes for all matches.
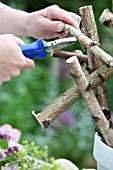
[46,37,77,51]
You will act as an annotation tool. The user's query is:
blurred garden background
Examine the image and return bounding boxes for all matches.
[0,0,113,169]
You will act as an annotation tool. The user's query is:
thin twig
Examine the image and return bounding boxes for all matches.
[51,50,88,63]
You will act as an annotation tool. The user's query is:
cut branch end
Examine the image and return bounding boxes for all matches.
[32,111,50,129]
[99,9,113,29]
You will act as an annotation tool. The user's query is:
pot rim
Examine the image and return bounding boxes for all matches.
[93,132,113,169]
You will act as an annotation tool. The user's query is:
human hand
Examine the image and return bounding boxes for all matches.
[27,5,81,39]
[0,34,35,84]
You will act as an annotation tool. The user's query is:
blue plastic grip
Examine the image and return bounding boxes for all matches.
[20,38,48,59]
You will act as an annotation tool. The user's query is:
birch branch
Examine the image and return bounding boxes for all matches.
[66,56,113,147]
[79,5,100,70]
[32,64,113,129]
[99,9,113,29]
[79,6,111,125]
[79,5,100,45]
[51,50,88,63]
[64,24,113,66]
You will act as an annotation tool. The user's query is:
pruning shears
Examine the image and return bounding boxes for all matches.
[20,37,77,59]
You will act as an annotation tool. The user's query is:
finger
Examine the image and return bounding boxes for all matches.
[40,17,64,32]
[69,12,81,23]
[13,36,25,45]
[41,30,69,39]
[51,6,81,29]
[56,12,80,29]
[52,31,70,38]
[69,12,81,29]
[15,46,35,70]
[24,58,35,70]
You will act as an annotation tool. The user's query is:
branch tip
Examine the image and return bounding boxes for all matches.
[109,60,113,67]
[66,56,76,64]
[32,111,37,117]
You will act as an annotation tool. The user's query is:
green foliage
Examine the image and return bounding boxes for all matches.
[0,140,64,169]
[0,155,17,167]
[14,140,63,170]
[0,58,51,132]
[0,139,8,150]
[112,0,113,11]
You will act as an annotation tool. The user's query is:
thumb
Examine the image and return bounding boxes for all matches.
[43,18,64,32]
[52,21,64,32]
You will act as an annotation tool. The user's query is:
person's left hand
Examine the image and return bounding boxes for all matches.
[26,5,81,39]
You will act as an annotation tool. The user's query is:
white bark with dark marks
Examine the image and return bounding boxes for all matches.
[99,9,113,29]
[66,56,113,147]
[32,64,113,129]
[79,5,111,126]
[64,24,113,66]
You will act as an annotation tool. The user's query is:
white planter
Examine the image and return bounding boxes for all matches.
[54,159,79,170]
[93,133,113,170]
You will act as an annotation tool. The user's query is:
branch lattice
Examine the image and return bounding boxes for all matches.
[33,6,113,147]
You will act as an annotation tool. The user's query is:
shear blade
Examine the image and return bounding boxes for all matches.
[46,37,77,51]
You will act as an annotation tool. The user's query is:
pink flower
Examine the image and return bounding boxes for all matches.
[0,124,22,157]
[4,140,22,156]
[0,124,21,142]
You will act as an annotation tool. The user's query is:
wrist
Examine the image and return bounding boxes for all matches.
[24,12,34,38]
[0,7,30,37]
[10,8,30,37]
[24,12,38,39]
[16,11,30,37]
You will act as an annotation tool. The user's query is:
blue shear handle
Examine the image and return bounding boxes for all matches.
[20,38,48,59]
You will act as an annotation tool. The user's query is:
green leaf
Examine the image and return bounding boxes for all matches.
[0,155,17,167]
[0,139,8,150]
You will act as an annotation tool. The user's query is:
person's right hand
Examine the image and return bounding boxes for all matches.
[0,34,35,84]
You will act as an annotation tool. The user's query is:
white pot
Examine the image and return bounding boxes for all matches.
[93,133,113,170]
[54,159,79,170]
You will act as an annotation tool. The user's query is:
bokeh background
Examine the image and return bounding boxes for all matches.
[0,0,113,169]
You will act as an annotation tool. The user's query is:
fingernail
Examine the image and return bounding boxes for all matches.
[57,23,64,32]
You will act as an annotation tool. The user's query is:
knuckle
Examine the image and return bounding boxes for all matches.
[47,5,60,16]
[77,15,81,22]
[13,70,21,77]
[31,61,35,69]
[26,60,35,70]
[51,23,56,31]
[16,71,21,76]
[19,60,26,68]
[48,4,59,10]
[6,74,13,80]
[78,15,81,21]
[52,4,59,9]
[6,77,11,82]
[1,77,11,84]
[7,34,15,39]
